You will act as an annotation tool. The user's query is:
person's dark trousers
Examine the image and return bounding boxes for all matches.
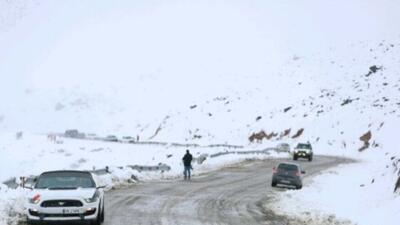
[184,165,191,180]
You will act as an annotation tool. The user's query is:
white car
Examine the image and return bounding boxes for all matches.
[121,136,135,143]
[293,142,313,161]
[25,170,105,225]
[276,143,290,153]
[86,133,99,140]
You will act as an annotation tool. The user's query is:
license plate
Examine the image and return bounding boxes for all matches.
[62,209,80,214]
[281,180,290,184]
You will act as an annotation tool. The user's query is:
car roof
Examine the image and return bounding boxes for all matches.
[40,170,92,175]
[277,162,300,167]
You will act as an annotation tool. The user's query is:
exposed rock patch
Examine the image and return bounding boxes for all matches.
[292,128,304,138]
[284,106,292,113]
[358,131,372,151]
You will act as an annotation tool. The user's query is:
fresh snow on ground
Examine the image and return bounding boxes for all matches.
[0,132,285,224]
[271,160,400,225]
[270,117,400,225]
[1,0,400,225]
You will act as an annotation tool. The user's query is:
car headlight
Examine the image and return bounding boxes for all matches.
[29,194,41,204]
[84,190,100,203]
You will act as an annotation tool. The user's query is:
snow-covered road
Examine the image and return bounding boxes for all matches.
[104,156,350,225]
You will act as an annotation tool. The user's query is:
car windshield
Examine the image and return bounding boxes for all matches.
[35,172,95,189]
[278,164,299,171]
[296,143,312,149]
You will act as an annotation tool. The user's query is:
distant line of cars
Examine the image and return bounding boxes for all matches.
[271,142,314,189]
[64,129,137,143]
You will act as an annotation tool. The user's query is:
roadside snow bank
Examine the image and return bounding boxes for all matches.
[0,186,26,225]
[270,155,400,225]
[269,113,400,225]
[0,132,284,225]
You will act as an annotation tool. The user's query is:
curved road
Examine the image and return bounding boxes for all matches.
[104,156,349,225]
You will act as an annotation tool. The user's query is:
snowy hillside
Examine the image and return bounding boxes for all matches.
[1,0,400,225]
[1,0,400,145]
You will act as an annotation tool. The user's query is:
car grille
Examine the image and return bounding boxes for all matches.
[41,200,83,208]
[43,213,81,218]
[296,151,309,156]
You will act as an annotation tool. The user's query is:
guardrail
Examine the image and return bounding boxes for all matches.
[126,163,171,172]
[3,177,19,189]
[59,133,244,149]
[209,147,279,158]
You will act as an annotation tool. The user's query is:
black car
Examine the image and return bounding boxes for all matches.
[293,142,313,161]
[271,162,305,189]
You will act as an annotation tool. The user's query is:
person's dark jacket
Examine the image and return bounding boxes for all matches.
[182,153,193,167]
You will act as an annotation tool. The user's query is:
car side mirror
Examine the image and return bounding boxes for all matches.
[301,171,306,174]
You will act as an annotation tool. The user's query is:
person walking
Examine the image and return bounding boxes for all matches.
[182,149,193,180]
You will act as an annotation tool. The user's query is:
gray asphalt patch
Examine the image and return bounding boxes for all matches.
[104,156,351,225]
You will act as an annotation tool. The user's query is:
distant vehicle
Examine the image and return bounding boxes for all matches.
[121,136,135,143]
[86,133,98,140]
[64,129,85,139]
[271,162,305,189]
[293,142,313,161]
[103,135,118,142]
[65,129,79,138]
[25,170,105,225]
[276,143,290,152]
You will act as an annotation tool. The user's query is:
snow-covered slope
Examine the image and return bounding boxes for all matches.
[0,0,400,225]
[1,0,399,144]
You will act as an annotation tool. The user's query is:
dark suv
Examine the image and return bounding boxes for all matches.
[293,142,313,161]
[271,162,305,189]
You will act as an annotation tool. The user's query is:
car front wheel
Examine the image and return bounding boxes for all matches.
[100,205,105,222]
[26,218,37,225]
[91,204,103,225]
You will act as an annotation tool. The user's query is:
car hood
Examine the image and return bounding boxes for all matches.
[29,188,96,200]
[295,148,311,151]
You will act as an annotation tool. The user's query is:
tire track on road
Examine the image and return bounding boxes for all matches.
[104,156,350,225]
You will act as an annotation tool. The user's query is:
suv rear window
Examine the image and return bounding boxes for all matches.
[35,171,95,189]
[278,164,299,171]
